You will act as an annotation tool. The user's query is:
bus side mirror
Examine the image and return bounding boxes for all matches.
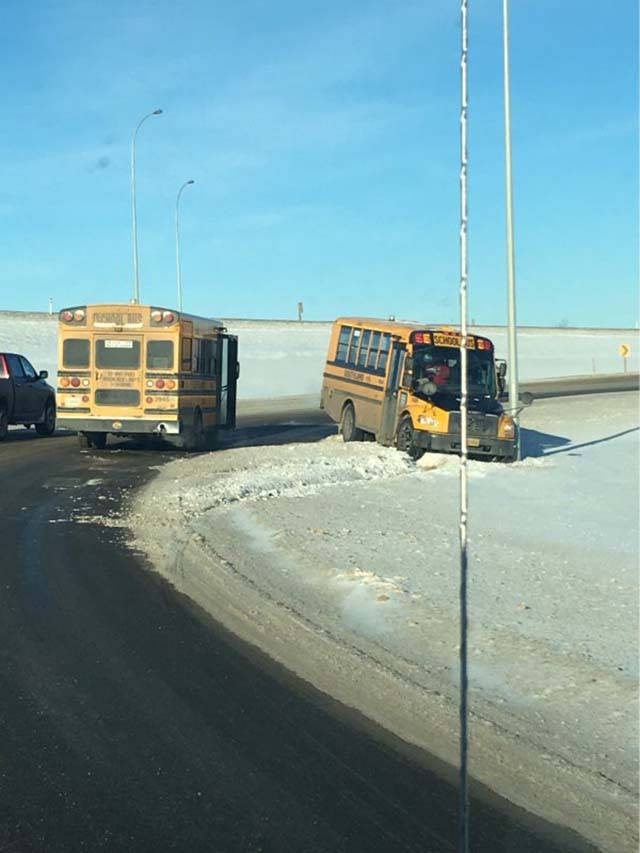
[498,361,507,379]
[520,391,534,407]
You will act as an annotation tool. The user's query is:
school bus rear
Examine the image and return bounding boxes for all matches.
[56,303,236,449]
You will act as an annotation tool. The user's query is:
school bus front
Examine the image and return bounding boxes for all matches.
[321,318,517,462]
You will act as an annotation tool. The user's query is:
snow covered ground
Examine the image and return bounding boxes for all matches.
[130,391,639,852]
[0,311,637,399]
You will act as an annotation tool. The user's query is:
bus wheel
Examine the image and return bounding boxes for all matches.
[396,416,423,460]
[187,410,206,452]
[91,432,107,450]
[204,428,219,451]
[340,403,363,442]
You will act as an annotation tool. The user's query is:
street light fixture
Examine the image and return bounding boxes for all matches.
[175,180,195,312]
[130,108,163,304]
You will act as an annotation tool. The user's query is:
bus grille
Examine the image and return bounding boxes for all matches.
[448,412,499,437]
[95,389,140,407]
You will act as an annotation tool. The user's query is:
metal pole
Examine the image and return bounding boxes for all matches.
[458,1,470,851]
[502,0,520,456]
[175,180,195,312]
[131,108,162,304]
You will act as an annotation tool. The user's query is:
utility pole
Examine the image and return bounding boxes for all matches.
[458,1,470,851]
[48,297,53,316]
[297,301,304,322]
[502,0,520,455]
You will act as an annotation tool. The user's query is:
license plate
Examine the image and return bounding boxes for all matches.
[467,438,481,447]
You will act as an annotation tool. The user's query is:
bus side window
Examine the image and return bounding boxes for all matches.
[336,326,351,363]
[378,334,391,372]
[205,339,216,375]
[346,328,361,365]
[356,330,371,368]
[366,331,381,369]
[192,339,212,374]
[181,338,192,372]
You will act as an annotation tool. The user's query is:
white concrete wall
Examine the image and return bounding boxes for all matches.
[1,311,638,400]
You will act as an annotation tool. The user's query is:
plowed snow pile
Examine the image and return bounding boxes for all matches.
[131,392,639,853]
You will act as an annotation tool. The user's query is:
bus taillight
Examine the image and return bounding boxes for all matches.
[155,379,165,389]
[70,377,81,388]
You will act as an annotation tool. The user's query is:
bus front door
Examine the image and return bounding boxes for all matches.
[378,342,405,446]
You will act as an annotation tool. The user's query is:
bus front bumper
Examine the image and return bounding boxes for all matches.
[414,430,517,459]
[57,417,181,436]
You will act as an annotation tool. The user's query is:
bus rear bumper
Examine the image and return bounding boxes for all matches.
[414,430,516,460]
[57,417,181,436]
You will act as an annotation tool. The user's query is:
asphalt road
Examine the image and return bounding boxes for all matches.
[0,414,599,853]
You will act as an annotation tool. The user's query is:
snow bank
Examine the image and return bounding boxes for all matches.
[0,310,637,399]
[130,391,639,852]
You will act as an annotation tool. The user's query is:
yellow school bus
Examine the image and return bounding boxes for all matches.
[57,303,238,450]
[321,317,517,461]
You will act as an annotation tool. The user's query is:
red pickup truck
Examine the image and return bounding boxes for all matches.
[0,353,56,441]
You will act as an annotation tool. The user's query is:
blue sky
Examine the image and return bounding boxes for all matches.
[0,0,637,326]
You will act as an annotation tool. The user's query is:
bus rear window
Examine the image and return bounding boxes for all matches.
[96,339,140,369]
[147,340,174,370]
[63,339,90,367]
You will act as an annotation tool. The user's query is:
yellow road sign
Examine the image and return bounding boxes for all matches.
[619,343,630,358]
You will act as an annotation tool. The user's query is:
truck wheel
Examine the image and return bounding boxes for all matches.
[0,404,8,441]
[35,400,56,436]
[340,403,364,442]
[396,416,423,460]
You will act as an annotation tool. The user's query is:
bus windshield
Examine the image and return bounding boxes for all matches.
[412,345,497,399]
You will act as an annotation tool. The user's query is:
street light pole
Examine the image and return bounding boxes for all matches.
[502,0,520,453]
[130,108,162,304]
[175,179,195,312]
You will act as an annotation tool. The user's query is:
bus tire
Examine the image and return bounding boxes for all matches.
[186,409,206,453]
[78,432,107,449]
[91,432,107,450]
[340,403,364,442]
[0,404,8,441]
[204,427,219,451]
[396,416,423,460]
[35,399,56,436]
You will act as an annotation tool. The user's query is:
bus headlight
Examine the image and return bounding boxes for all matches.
[499,416,515,438]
